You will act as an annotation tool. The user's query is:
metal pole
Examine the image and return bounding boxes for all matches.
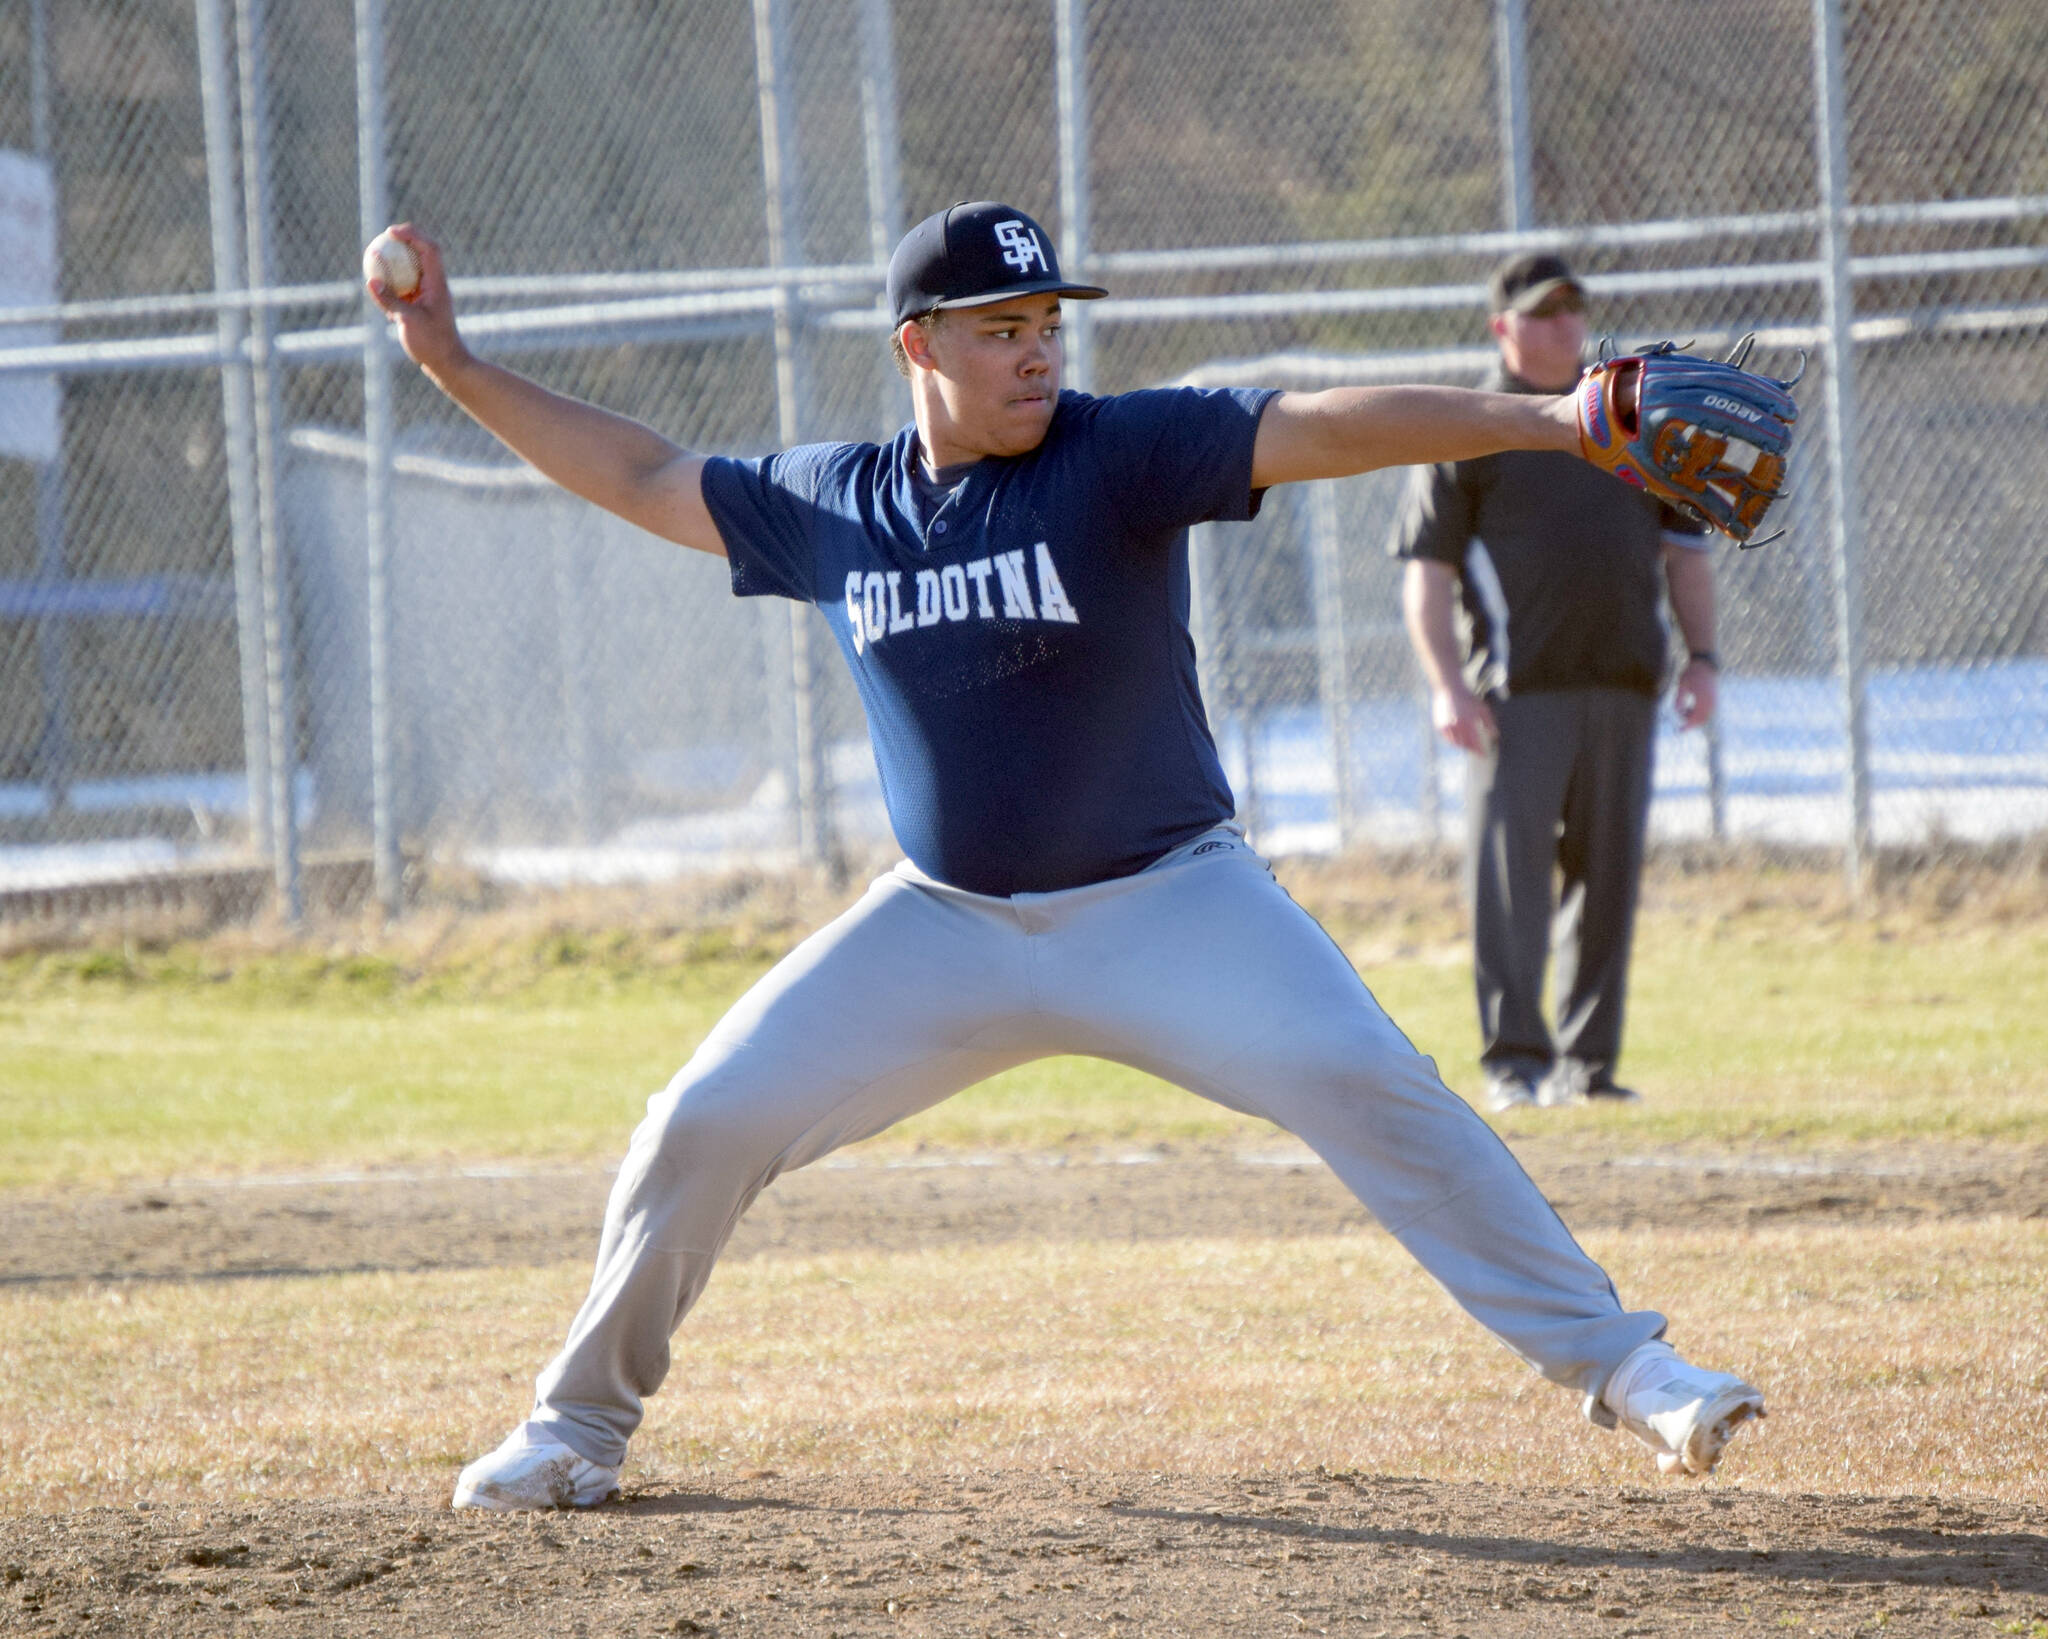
[1494,0,1535,231]
[31,448,70,819]
[857,0,908,439]
[1237,709,1263,852]
[753,0,830,869]
[1188,522,1215,676]
[1189,521,1257,837]
[28,0,52,156]
[1054,0,1094,391]
[194,0,273,859]
[1811,0,1871,887]
[354,0,401,918]
[1705,711,1727,840]
[235,0,301,920]
[1304,483,1354,850]
[752,0,802,440]
[551,501,599,845]
[28,0,72,822]
[1418,686,1442,845]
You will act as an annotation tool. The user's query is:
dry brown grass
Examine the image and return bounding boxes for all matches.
[1287,834,2048,952]
[4,1219,2042,1516]
[0,856,876,970]
[8,836,2046,977]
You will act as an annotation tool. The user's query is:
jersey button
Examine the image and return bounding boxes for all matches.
[932,520,947,534]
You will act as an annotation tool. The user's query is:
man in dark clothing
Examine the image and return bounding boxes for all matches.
[1392,253,1721,1114]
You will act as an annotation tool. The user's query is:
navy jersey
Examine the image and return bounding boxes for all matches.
[702,386,1277,896]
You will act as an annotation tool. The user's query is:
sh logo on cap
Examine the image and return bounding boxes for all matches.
[995,220,1050,276]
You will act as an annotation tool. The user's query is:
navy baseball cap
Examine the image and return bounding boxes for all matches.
[1489,251,1586,314]
[887,201,1107,327]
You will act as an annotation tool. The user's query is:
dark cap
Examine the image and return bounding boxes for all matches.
[1488,251,1586,315]
[887,201,1107,327]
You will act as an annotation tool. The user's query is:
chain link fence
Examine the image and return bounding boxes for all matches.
[2,0,2043,918]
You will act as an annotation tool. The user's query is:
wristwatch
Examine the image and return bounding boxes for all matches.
[1687,649,1720,671]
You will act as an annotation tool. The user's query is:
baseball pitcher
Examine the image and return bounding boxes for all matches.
[365,201,1793,1510]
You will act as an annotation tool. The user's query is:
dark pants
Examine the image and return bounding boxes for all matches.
[1465,687,1657,1089]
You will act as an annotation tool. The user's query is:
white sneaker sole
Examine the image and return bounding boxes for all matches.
[1655,1382,1766,1477]
[451,1449,619,1511]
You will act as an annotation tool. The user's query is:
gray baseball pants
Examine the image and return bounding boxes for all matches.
[1467,687,1658,1088]
[527,826,1665,1469]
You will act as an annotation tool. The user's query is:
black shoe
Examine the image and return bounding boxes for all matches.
[1538,1060,1641,1107]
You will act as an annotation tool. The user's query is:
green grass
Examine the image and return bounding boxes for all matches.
[1378,914,2048,1146]
[2,901,2044,1188]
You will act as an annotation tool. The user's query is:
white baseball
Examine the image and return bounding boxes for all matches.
[363,230,421,300]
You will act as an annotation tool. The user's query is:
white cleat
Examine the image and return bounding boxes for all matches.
[1597,1341,1765,1478]
[452,1428,620,1511]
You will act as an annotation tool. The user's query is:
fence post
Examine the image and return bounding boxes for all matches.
[1054,0,1094,392]
[354,0,402,919]
[1493,0,1534,231]
[859,0,908,440]
[1305,482,1355,850]
[194,0,274,864]
[753,0,831,870]
[30,441,70,822]
[550,501,600,845]
[1190,521,1260,836]
[28,0,73,822]
[1188,522,1215,673]
[1705,713,1727,840]
[1418,686,1442,845]
[233,0,301,921]
[1811,0,1872,888]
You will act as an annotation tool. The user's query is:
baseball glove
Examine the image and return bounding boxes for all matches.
[1575,336,1801,546]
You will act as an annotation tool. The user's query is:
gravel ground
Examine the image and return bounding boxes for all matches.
[4,1137,2042,1288]
[4,1137,2044,1636]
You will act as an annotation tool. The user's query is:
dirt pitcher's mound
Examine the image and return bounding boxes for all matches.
[5,1469,2043,1637]
[7,1139,2045,1634]
[5,1138,2041,1287]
